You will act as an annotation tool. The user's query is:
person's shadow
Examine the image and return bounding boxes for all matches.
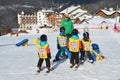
[51,58,67,70]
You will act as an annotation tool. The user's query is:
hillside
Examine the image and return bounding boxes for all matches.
[0,0,120,34]
[0,28,120,80]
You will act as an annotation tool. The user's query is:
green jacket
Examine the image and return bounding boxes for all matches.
[61,19,74,34]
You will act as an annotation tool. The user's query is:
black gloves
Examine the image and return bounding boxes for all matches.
[57,44,60,49]
[48,53,51,59]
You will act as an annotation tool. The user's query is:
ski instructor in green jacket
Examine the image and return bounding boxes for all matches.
[61,13,74,39]
[60,13,74,57]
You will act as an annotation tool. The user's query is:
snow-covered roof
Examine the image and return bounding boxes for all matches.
[85,16,112,26]
[70,8,87,15]
[60,5,81,14]
[73,13,85,19]
[100,9,115,15]
[72,12,92,20]
[99,9,120,15]
[60,5,90,20]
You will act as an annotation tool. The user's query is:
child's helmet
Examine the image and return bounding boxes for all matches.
[72,29,78,35]
[60,27,65,32]
[91,43,99,50]
[83,32,89,38]
[40,34,47,41]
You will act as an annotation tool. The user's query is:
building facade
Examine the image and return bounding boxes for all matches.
[17,9,55,30]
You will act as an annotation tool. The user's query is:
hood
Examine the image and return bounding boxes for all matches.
[71,35,79,39]
[40,41,47,46]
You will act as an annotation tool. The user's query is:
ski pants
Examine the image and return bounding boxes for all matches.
[37,58,50,68]
[70,52,79,65]
[55,47,71,59]
[80,51,93,61]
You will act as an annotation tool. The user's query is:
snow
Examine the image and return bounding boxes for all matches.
[0,28,120,80]
[101,9,115,15]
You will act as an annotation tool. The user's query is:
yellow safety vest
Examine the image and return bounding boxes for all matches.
[82,40,90,51]
[38,44,48,59]
[57,35,67,47]
[92,50,103,62]
[68,38,80,52]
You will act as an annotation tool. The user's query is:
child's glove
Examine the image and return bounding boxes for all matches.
[48,53,51,59]
[57,44,60,49]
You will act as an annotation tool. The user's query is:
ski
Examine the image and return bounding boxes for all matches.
[35,67,54,75]
[35,67,45,75]
[35,69,43,75]
[88,60,95,64]
[44,67,54,75]
[80,61,84,65]
[74,65,80,71]
[69,64,80,71]
[53,58,66,62]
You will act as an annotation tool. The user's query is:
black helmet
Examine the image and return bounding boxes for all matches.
[40,34,47,41]
[72,29,78,35]
[83,32,89,38]
[60,27,65,32]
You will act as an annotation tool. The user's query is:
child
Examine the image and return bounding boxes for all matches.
[53,27,71,62]
[37,34,51,73]
[68,29,82,68]
[91,43,106,62]
[80,32,94,64]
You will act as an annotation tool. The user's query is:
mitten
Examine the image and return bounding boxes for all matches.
[48,53,51,59]
[57,44,60,49]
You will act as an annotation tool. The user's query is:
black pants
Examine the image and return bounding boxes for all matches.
[37,58,50,68]
[70,52,79,65]
[80,51,93,60]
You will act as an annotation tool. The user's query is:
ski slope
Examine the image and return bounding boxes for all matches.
[0,29,120,80]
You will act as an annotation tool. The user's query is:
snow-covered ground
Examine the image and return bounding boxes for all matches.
[0,28,120,80]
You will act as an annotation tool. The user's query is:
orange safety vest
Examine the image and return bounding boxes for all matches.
[57,35,67,47]
[82,40,90,51]
[38,44,48,59]
[68,38,80,52]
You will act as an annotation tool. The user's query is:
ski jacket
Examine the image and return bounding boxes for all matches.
[68,35,82,52]
[38,41,50,59]
[61,19,74,34]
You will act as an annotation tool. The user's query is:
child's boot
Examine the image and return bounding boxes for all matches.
[53,57,60,62]
[37,67,42,73]
[70,64,74,68]
[80,60,84,65]
[46,67,51,73]
[74,64,79,68]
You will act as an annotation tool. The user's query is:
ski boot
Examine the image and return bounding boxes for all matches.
[53,57,60,62]
[46,67,51,73]
[80,60,84,65]
[70,64,74,68]
[37,67,42,73]
[74,64,79,68]
[89,60,94,64]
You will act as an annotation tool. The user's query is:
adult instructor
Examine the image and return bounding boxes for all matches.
[60,13,74,57]
[61,13,74,39]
